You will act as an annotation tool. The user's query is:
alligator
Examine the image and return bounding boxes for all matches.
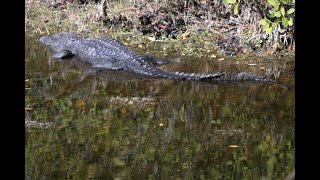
[39,32,275,82]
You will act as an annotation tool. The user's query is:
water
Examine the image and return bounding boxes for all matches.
[25,35,295,179]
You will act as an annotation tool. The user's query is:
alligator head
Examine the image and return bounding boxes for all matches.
[39,32,81,53]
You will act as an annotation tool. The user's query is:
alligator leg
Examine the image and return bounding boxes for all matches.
[52,50,74,59]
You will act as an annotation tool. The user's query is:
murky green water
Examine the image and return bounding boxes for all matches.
[25,35,294,179]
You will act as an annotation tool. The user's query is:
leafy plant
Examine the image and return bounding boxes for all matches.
[223,0,295,34]
[259,0,295,34]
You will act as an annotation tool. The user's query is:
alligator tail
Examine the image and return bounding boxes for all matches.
[162,71,224,80]
[159,71,275,82]
[131,58,275,82]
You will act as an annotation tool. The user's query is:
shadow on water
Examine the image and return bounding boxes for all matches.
[25,35,295,179]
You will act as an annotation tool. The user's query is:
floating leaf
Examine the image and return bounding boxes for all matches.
[280,6,285,16]
[287,8,295,14]
[226,160,233,165]
[78,100,85,109]
[112,158,125,166]
[229,145,239,148]
[234,3,239,14]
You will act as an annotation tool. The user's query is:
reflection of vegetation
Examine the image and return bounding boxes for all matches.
[25,37,294,179]
[25,76,294,179]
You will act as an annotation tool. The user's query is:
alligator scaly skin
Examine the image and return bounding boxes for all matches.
[39,32,275,82]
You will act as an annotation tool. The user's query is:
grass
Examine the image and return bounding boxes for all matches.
[25,0,219,58]
[25,0,294,58]
[26,0,101,35]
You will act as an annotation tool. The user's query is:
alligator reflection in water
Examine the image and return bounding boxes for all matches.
[25,36,294,179]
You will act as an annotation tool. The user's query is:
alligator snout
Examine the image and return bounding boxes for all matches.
[39,36,51,45]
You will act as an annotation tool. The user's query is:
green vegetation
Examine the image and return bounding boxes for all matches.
[224,0,295,50]
[26,0,294,57]
[258,0,295,32]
